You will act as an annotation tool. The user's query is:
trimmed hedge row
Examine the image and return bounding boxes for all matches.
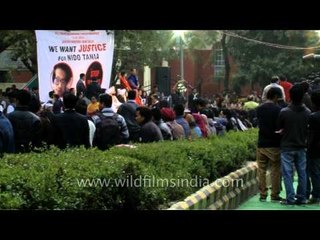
[0,129,258,209]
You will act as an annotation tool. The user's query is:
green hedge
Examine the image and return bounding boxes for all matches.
[0,129,258,209]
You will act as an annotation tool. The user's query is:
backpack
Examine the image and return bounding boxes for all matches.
[93,113,121,150]
[166,121,184,140]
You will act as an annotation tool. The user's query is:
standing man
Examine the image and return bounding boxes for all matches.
[256,87,284,202]
[188,88,199,113]
[278,84,311,205]
[306,90,320,203]
[119,71,131,91]
[76,73,86,96]
[262,76,286,103]
[127,68,139,90]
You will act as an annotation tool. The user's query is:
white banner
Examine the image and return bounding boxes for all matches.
[35,30,114,102]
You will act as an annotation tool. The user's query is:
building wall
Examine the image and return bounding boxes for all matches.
[0,49,33,85]
[11,70,33,83]
[167,49,225,98]
[163,49,260,98]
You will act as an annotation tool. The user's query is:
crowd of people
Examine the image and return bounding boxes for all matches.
[0,68,258,156]
[1,71,320,206]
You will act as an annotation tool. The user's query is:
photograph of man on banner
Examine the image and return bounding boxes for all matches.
[51,62,73,97]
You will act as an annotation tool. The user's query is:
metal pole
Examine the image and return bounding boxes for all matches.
[180,35,184,80]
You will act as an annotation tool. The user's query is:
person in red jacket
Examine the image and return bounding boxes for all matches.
[119,71,131,91]
[279,75,293,103]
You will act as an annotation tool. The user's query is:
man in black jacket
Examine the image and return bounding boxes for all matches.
[51,93,90,149]
[7,90,41,153]
[307,90,320,203]
[278,84,311,205]
[256,87,284,202]
[76,73,86,96]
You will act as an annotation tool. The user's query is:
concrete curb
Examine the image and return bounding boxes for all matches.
[168,162,260,210]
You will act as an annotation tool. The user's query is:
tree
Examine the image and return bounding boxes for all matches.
[227,30,320,92]
[9,31,37,74]
[110,30,180,85]
[182,30,220,93]
[113,31,177,68]
[0,30,37,74]
[0,31,15,53]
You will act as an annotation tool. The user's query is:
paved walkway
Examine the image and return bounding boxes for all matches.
[238,178,320,210]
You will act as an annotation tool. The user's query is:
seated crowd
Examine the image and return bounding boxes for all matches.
[1,72,320,206]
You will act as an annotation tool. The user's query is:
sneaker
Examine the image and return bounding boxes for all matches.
[294,200,307,205]
[259,196,267,202]
[280,200,295,205]
[271,196,285,202]
[307,198,320,204]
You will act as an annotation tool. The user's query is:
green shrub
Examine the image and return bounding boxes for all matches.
[0,129,258,209]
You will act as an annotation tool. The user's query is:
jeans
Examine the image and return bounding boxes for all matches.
[281,149,307,203]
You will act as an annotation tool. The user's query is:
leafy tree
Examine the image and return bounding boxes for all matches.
[113,30,221,88]
[185,30,219,50]
[9,31,37,74]
[112,30,178,81]
[227,30,320,92]
[0,31,14,53]
[0,30,37,74]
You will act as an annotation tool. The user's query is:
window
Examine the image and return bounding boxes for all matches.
[214,48,225,77]
[0,71,9,82]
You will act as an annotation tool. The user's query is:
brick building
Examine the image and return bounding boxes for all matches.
[0,48,32,88]
[148,48,258,99]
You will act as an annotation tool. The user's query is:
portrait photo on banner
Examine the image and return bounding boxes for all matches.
[51,62,73,97]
